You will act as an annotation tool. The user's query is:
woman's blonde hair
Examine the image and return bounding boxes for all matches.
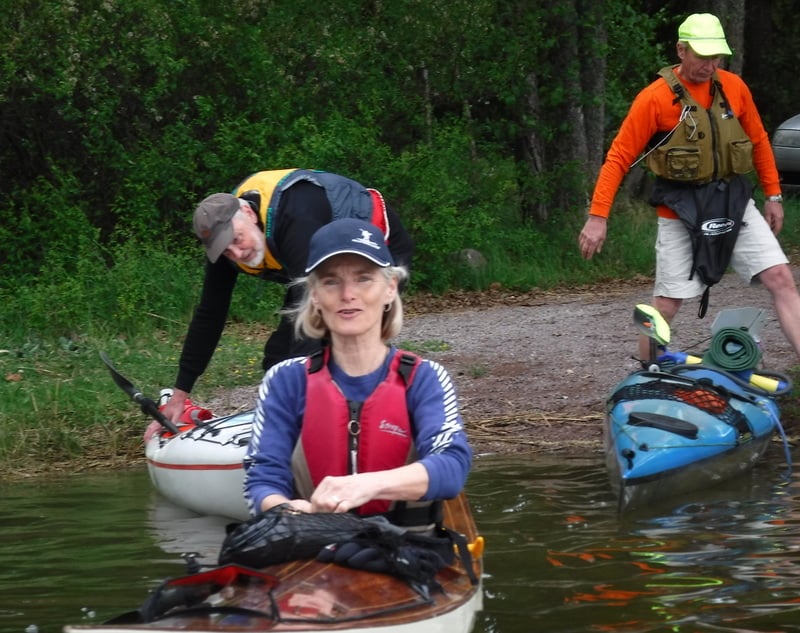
[287,264,409,342]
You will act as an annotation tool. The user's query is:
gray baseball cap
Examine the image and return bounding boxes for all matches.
[193,193,240,263]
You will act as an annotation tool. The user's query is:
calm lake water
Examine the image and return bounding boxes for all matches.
[2,447,800,633]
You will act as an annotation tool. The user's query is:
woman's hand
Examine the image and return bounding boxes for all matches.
[310,464,429,513]
[260,494,312,514]
[310,474,374,513]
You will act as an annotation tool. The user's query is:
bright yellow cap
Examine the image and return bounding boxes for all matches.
[678,13,732,56]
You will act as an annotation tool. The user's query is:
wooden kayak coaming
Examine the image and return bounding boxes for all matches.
[64,494,483,633]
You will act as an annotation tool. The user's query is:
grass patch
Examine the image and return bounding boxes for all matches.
[398,339,452,353]
[0,323,271,476]
[468,364,489,378]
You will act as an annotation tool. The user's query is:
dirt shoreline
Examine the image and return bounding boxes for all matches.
[206,271,799,457]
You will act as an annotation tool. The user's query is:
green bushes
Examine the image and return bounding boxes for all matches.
[3,0,798,293]
[0,1,664,288]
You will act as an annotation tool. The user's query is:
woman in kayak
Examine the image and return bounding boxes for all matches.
[242,218,472,525]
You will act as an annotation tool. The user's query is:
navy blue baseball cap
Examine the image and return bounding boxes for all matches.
[305,218,394,273]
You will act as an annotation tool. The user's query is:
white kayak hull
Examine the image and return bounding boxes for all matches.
[145,410,254,520]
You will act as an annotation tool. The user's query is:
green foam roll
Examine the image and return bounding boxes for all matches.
[703,327,762,372]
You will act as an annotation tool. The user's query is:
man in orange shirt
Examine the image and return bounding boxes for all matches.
[578,13,800,363]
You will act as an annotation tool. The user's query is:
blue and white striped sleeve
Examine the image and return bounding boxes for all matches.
[407,359,472,500]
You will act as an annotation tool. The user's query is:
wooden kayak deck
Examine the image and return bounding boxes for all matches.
[65,494,483,633]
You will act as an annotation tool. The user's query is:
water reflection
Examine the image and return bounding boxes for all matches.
[146,500,230,562]
[2,448,800,633]
[469,448,800,633]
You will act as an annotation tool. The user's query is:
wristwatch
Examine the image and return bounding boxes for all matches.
[767,194,783,203]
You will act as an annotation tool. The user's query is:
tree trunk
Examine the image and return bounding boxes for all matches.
[713,0,746,75]
[578,0,607,197]
[523,69,548,222]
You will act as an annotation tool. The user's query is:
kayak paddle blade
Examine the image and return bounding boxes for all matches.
[633,304,671,346]
[99,351,140,400]
[99,351,181,435]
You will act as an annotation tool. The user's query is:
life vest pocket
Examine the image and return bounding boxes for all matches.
[665,147,702,181]
[648,146,711,182]
[728,138,754,174]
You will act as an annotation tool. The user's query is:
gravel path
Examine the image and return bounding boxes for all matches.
[209,271,799,456]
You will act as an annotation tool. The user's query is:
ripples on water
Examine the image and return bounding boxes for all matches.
[2,447,800,633]
[0,471,182,632]
[470,448,800,633]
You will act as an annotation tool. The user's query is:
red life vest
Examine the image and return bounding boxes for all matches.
[295,348,419,516]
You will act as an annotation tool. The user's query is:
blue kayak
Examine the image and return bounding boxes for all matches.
[605,364,782,512]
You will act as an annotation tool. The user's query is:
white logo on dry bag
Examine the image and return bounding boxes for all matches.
[701,218,735,235]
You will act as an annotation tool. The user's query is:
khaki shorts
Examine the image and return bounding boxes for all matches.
[654,199,789,299]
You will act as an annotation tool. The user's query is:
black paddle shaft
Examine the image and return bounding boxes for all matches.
[99,352,181,434]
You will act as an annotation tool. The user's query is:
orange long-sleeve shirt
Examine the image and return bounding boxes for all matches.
[589,66,781,220]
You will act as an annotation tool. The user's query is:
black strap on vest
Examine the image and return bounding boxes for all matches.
[715,81,738,124]
[397,352,417,385]
[308,348,418,381]
[664,73,686,105]
[698,287,711,319]
[307,348,326,373]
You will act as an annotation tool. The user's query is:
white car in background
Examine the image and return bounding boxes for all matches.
[773,113,800,189]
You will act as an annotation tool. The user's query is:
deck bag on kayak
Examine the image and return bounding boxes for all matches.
[610,374,753,439]
[218,504,401,567]
[317,525,478,599]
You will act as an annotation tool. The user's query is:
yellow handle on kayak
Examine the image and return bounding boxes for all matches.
[747,373,783,392]
[683,354,783,392]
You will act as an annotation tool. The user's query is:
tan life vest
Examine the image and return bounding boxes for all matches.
[645,67,754,184]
